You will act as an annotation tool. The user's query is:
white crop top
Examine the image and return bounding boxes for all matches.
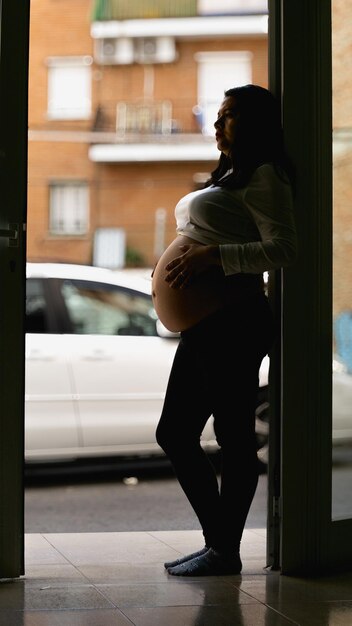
[175,163,297,276]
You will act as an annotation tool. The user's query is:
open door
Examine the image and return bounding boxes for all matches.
[0,0,30,578]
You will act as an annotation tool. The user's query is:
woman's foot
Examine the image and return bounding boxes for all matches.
[164,546,208,569]
[167,548,242,576]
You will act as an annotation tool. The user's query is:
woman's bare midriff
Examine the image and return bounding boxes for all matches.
[152,235,226,332]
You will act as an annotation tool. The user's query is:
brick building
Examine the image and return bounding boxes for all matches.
[27,0,269,268]
[27,0,352,319]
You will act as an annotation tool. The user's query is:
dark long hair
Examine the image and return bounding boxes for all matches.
[206,84,295,190]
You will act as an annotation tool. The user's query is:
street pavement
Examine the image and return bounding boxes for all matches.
[25,463,267,533]
[25,448,352,533]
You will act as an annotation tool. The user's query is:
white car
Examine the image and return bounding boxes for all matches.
[25,262,220,464]
[252,345,352,466]
[25,263,352,468]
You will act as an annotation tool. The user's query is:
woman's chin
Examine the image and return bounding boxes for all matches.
[217,141,230,156]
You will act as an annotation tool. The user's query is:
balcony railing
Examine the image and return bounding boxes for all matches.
[91,0,268,21]
[116,101,172,135]
[92,0,197,21]
[92,99,206,136]
[92,100,180,137]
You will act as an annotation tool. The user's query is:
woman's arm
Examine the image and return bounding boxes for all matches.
[220,164,298,275]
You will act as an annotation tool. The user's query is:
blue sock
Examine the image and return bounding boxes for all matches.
[164,546,208,569]
[167,548,242,576]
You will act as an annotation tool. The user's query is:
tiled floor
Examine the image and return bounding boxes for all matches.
[0,529,352,625]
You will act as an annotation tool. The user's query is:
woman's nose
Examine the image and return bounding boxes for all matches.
[214,116,223,129]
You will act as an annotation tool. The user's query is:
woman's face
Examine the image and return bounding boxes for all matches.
[214,96,239,156]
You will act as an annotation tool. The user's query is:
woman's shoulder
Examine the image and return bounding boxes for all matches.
[244,162,294,209]
[248,163,293,196]
[252,162,290,183]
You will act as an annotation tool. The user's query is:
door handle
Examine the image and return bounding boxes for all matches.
[81,349,114,361]
[0,223,19,247]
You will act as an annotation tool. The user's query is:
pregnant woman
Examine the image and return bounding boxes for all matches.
[153,84,297,576]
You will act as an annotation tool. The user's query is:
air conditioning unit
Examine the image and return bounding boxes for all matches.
[134,37,176,64]
[95,37,134,65]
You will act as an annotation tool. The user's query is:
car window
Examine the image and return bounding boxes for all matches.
[25,278,49,333]
[60,279,158,336]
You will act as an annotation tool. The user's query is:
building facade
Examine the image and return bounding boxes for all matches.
[27,0,352,319]
[27,0,268,268]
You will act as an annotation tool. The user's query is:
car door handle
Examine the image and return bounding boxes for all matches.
[27,349,55,361]
[80,350,114,361]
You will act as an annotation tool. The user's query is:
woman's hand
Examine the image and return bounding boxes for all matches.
[164,244,221,289]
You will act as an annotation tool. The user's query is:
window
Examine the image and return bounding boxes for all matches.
[25,279,49,333]
[195,51,252,135]
[60,279,158,336]
[47,56,92,120]
[49,182,89,236]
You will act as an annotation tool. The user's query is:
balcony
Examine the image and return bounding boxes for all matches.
[92,0,197,21]
[90,1,268,40]
[91,0,268,21]
[92,100,202,136]
[89,100,218,163]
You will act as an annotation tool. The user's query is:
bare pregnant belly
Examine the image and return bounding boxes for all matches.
[152,236,225,332]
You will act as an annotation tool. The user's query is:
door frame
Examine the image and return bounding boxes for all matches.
[268,0,352,575]
[1,0,350,578]
[279,0,334,574]
[0,0,30,578]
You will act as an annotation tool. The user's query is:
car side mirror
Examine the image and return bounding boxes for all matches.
[156,319,180,339]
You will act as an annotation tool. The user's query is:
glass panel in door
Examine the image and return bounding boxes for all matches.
[331,0,352,520]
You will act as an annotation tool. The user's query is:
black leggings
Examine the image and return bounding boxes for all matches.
[156,292,276,553]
